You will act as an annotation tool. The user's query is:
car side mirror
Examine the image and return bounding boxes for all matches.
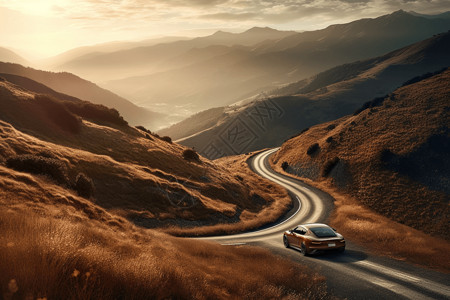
[332,228,337,231]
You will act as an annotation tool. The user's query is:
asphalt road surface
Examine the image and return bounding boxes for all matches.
[201,148,450,300]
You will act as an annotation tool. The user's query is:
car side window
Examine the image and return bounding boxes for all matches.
[293,228,306,235]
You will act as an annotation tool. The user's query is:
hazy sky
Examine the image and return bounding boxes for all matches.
[1,0,449,58]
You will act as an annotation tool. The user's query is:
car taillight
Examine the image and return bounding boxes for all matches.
[340,240,345,243]
[311,242,321,245]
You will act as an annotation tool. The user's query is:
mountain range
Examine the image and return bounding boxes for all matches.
[161,30,450,159]
[32,10,447,122]
[101,10,450,117]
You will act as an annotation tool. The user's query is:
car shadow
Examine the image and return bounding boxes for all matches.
[287,246,368,263]
[310,249,368,263]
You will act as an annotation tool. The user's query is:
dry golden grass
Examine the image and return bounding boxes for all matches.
[0,203,329,299]
[329,190,450,273]
[0,79,291,235]
[271,69,450,272]
[166,153,292,236]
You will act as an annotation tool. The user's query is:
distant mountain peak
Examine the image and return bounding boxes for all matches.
[211,30,232,36]
[244,26,278,34]
[388,9,413,17]
[392,9,408,14]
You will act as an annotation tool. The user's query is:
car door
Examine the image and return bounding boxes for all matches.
[286,227,299,246]
[290,226,306,247]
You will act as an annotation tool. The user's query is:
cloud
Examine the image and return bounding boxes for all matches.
[1,0,449,57]
[2,0,449,26]
[200,12,260,21]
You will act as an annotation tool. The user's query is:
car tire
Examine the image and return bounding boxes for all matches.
[283,235,290,248]
[301,242,309,256]
[338,246,345,253]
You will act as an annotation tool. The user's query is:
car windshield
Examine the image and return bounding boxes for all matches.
[310,226,337,238]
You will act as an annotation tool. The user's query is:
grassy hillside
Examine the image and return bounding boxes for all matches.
[0,72,332,299]
[0,169,328,299]
[0,62,164,129]
[270,68,450,269]
[173,31,450,159]
[0,78,291,236]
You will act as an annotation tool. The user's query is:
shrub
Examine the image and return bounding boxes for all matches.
[136,126,152,134]
[281,161,289,171]
[64,101,128,127]
[74,173,94,198]
[6,154,68,184]
[183,149,199,161]
[34,95,81,133]
[322,157,340,177]
[306,143,320,155]
[353,95,388,115]
[160,136,172,143]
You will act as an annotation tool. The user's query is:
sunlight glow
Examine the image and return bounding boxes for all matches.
[0,0,449,58]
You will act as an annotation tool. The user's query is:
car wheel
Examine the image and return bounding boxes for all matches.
[338,246,345,253]
[283,235,290,248]
[301,242,309,256]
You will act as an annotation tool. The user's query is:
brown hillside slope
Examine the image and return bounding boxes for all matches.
[272,69,450,270]
[0,168,328,299]
[0,78,290,236]
[0,62,163,129]
[273,68,449,238]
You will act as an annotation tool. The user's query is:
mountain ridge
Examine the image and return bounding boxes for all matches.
[0,62,164,129]
[106,10,450,120]
[162,30,450,158]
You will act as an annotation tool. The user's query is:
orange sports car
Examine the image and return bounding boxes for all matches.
[283,223,345,255]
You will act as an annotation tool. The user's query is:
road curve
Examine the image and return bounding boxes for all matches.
[201,149,450,300]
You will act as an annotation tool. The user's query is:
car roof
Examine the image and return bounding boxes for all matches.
[299,223,330,229]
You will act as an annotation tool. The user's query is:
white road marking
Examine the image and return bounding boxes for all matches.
[355,260,450,298]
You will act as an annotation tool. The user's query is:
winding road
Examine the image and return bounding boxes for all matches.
[202,149,450,300]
